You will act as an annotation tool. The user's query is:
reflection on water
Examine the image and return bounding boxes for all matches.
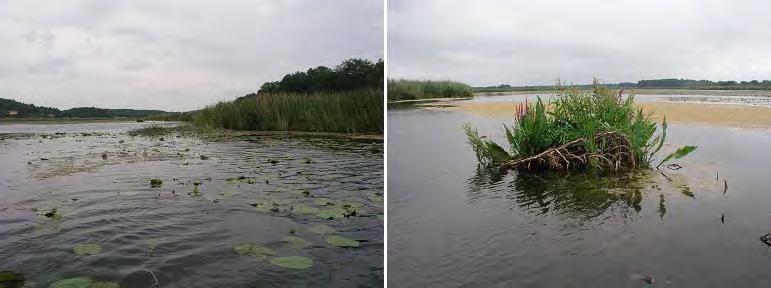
[467,168,697,221]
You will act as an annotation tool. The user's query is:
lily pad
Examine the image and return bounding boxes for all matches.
[308,224,337,235]
[73,243,103,256]
[317,208,346,219]
[269,256,314,270]
[313,198,335,206]
[283,236,311,248]
[325,235,360,248]
[292,204,319,214]
[0,271,25,288]
[49,277,93,288]
[90,282,120,288]
[232,243,275,260]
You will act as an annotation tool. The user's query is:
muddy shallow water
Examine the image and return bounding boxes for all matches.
[0,122,383,287]
[388,95,771,287]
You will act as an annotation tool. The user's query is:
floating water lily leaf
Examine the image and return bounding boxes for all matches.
[73,243,102,256]
[308,224,336,235]
[269,256,314,270]
[283,236,311,248]
[293,204,319,214]
[49,277,93,288]
[325,235,360,248]
[232,243,275,260]
[317,208,346,219]
[89,282,120,288]
[313,198,334,206]
[0,271,25,288]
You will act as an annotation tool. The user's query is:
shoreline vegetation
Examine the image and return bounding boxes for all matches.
[387,79,473,101]
[193,89,383,134]
[2,58,384,135]
[192,58,383,134]
[464,82,695,172]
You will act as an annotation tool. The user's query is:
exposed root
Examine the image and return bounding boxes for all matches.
[502,131,636,172]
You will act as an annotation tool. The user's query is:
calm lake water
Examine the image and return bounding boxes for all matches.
[388,95,771,287]
[0,122,383,287]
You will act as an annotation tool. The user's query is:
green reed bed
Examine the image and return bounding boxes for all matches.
[193,89,383,134]
[465,82,695,172]
[388,79,473,101]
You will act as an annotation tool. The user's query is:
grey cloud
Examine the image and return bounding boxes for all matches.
[389,0,771,86]
[0,0,383,111]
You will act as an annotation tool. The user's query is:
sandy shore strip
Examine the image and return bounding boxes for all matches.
[422,101,771,129]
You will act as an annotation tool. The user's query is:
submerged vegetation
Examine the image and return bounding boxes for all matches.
[388,79,473,101]
[193,89,383,133]
[464,82,696,172]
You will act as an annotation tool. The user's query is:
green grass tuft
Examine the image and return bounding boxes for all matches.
[388,79,473,101]
[192,89,383,134]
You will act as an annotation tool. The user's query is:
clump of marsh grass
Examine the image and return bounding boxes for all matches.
[127,124,200,137]
[388,79,473,101]
[193,89,383,134]
[464,81,696,172]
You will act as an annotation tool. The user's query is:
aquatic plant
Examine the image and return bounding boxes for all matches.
[325,235,360,248]
[269,256,314,269]
[73,243,103,256]
[149,179,163,188]
[193,89,383,134]
[464,82,696,171]
[283,236,312,248]
[49,277,119,288]
[388,79,473,101]
[0,271,25,288]
[308,224,337,235]
[232,243,275,260]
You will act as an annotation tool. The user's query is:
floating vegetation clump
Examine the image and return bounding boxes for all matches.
[73,243,103,256]
[283,236,312,248]
[269,256,314,270]
[232,243,275,261]
[0,271,25,288]
[49,277,119,288]
[464,82,696,172]
[308,224,337,235]
[149,178,163,188]
[325,235,360,248]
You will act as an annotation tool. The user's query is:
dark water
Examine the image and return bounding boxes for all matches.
[388,105,771,287]
[0,122,383,287]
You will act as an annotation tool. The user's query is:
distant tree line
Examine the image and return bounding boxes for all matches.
[0,98,165,118]
[636,78,771,89]
[474,78,771,92]
[257,58,383,94]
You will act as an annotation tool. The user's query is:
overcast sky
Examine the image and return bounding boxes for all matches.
[0,0,382,111]
[389,0,771,87]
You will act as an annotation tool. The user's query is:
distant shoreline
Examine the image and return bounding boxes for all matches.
[474,88,771,97]
[0,118,147,124]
